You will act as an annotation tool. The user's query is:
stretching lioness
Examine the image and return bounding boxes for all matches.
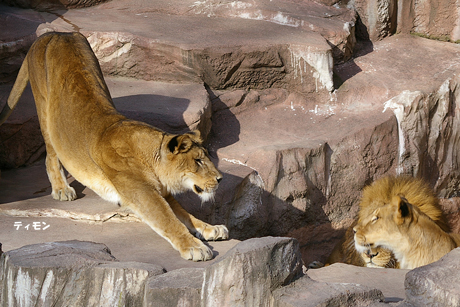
[354,194,460,269]
[0,32,228,261]
[326,176,449,268]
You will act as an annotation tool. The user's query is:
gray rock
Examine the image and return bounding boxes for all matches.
[0,240,164,307]
[226,170,266,239]
[404,247,460,307]
[201,237,303,307]
[271,275,385,307]
[144,268,203,307]
[307,263,408,303]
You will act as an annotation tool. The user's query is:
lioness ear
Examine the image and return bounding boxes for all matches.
[189,130,202,144]
[392,195,410,224]
[168,134,193,154]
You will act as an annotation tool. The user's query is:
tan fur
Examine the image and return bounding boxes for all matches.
[326,176,449,268]
[0,32,228,261]
[354,194,460,269]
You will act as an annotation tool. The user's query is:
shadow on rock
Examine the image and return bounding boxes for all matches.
[113,94,192,135]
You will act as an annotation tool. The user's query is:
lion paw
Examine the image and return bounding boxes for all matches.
[201,225,229,241]
[52,187,77,201]
[180,237,213,261]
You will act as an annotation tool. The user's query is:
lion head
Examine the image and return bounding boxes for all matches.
[352,193,459,269]
[354,176,449,268]
[162,130,222,202]
[353,195,412,261]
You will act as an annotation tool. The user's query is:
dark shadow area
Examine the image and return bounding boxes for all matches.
[203,86,241,159]
[112,94,192,135]
[332,38,374,89]
[332,14,374,88]
[0,4,64,83]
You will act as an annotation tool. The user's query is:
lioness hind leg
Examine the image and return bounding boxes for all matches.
[45,146,76,201]
[166,195,229,241]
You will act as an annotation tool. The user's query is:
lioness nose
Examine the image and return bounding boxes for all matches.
[217,176,223,183]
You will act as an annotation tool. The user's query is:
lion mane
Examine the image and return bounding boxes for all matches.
[326,176,450,268]
[354,193,460,269]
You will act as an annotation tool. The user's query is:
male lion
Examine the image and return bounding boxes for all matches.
[354,194,460,269]
[0,32,228,261]
[326,176,450,268]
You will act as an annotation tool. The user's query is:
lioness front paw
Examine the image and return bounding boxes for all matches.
[201,225,229,241]
[180,237,213,261]
[51,187,77,201]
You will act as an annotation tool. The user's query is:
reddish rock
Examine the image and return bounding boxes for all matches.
[398,0,460,42]
[439,198,460,234]
[4,0,109,10]
[352,0,397,41]
[352,0,460,42]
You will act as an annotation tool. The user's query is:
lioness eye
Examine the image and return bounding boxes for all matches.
[371,216,379,222]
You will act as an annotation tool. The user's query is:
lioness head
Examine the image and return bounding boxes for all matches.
[163,130,222,202]
[353,195,414,258]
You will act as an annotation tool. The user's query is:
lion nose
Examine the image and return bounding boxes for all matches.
[365,250,379,259]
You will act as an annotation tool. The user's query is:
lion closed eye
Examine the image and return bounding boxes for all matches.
[325,176,450,269]
[354,194,460,269]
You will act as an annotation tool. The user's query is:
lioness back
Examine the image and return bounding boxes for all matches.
[326,176,449,268]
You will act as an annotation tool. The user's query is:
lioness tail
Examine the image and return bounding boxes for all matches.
[0,53,29,125]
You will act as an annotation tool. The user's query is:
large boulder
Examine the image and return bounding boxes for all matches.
[405,248,460,306]
[201,237,303,307]
[0,241,165,306]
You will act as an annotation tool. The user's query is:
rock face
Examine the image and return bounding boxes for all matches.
[351,0,460,42]
[271,276,384,307]
[144,268,203,307]
[405,248,460,306]
[0,241,165,306]
[1,0,460,270]
[201,237,303,307]
[0,238,391,306]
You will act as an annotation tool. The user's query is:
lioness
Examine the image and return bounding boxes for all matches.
[326,176,449,268]
[354,194,460,269]
[0,32,228,261]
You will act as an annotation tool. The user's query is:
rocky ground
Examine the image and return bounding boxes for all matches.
[1,0,460,306]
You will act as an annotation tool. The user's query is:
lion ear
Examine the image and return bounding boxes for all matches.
[392,195,411,224]
[167,134,194,154]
